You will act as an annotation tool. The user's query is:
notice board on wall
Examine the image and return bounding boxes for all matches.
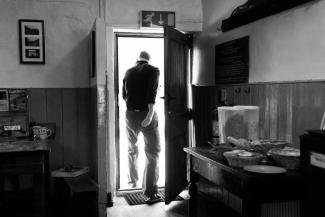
[215,36,249,84]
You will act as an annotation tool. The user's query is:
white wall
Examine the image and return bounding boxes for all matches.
[0,0,99,88]
[193,0,325,85]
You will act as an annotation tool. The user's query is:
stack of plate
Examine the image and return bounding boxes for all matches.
[223,150,264,168]
[243,165,287,174]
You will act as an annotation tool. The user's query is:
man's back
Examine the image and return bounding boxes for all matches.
[123,61,160,111]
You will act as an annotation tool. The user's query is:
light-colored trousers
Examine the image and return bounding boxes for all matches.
[125,110,160,197]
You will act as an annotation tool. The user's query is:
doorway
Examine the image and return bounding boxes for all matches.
[116,35,165,190]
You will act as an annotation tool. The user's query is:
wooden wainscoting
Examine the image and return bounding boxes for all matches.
[28,88,93,173]
[193,81,325,148]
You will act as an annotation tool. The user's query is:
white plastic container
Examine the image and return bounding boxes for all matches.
[218,106,244,143]
[234,106,260,141]
[218,106,259,143]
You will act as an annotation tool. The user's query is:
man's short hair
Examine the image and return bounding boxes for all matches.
[138,51,150,62]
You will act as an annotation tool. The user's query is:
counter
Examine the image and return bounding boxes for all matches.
[184,147,303,217]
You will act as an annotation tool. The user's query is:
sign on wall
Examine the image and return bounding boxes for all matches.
[215,36,249,84]
[140,11,175,28]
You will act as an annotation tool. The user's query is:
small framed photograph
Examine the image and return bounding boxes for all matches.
[19,19,45,64]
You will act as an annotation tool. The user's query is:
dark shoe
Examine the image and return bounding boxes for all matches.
[128,182,137,188]
[145,194,162,204]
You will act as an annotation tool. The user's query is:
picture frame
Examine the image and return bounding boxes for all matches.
[19,19,45,64]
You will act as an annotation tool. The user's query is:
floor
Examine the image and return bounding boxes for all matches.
[107,190,190,217]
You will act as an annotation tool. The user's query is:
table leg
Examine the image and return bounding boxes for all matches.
[44,152,50,217]
[34,173,45,217]
[0,175,4,216]
[0,157,5,216]
[33,152,49,217]
[189,170,200,217]
[242,185,260,217]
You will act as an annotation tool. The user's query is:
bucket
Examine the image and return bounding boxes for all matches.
[218,106,259,143]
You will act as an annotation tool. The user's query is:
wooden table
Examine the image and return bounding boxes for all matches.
[0,139,50,217]
[184,147,303,217]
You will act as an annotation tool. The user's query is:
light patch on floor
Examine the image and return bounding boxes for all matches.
[108,190,190,217]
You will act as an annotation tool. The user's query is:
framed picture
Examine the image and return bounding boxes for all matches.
[19,19,45,64]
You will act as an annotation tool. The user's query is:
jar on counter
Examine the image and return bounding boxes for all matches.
[211,108,219,145]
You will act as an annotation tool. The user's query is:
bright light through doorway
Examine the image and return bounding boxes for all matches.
[117,36,165,190]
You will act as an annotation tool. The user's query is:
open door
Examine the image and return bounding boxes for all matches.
[164,27,192,204]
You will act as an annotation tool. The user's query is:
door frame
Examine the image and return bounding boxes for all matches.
[114,32,164,190]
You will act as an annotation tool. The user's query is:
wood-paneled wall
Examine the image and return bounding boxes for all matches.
[193,81,325,148]
[28,88,94,173]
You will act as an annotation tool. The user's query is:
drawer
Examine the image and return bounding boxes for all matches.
[193,157,243,196]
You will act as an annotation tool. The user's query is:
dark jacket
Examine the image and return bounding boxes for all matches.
[122,61,160,111]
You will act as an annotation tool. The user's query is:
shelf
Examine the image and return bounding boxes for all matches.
[221,0,315,32]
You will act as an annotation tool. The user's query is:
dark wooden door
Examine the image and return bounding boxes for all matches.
[164,27,191,204]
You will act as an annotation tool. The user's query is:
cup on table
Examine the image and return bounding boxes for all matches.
[32,126,53,140]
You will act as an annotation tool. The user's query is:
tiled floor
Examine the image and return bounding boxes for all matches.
[107,191,190,217]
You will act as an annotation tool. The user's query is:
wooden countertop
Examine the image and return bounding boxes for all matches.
[185,146,303,217]
[0,139,51,153]
[184,146,301,179]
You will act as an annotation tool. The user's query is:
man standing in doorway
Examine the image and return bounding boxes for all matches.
[122,51,161,204]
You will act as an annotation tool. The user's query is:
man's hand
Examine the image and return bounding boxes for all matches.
[141,116,153,127]
[141,104,154,127]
